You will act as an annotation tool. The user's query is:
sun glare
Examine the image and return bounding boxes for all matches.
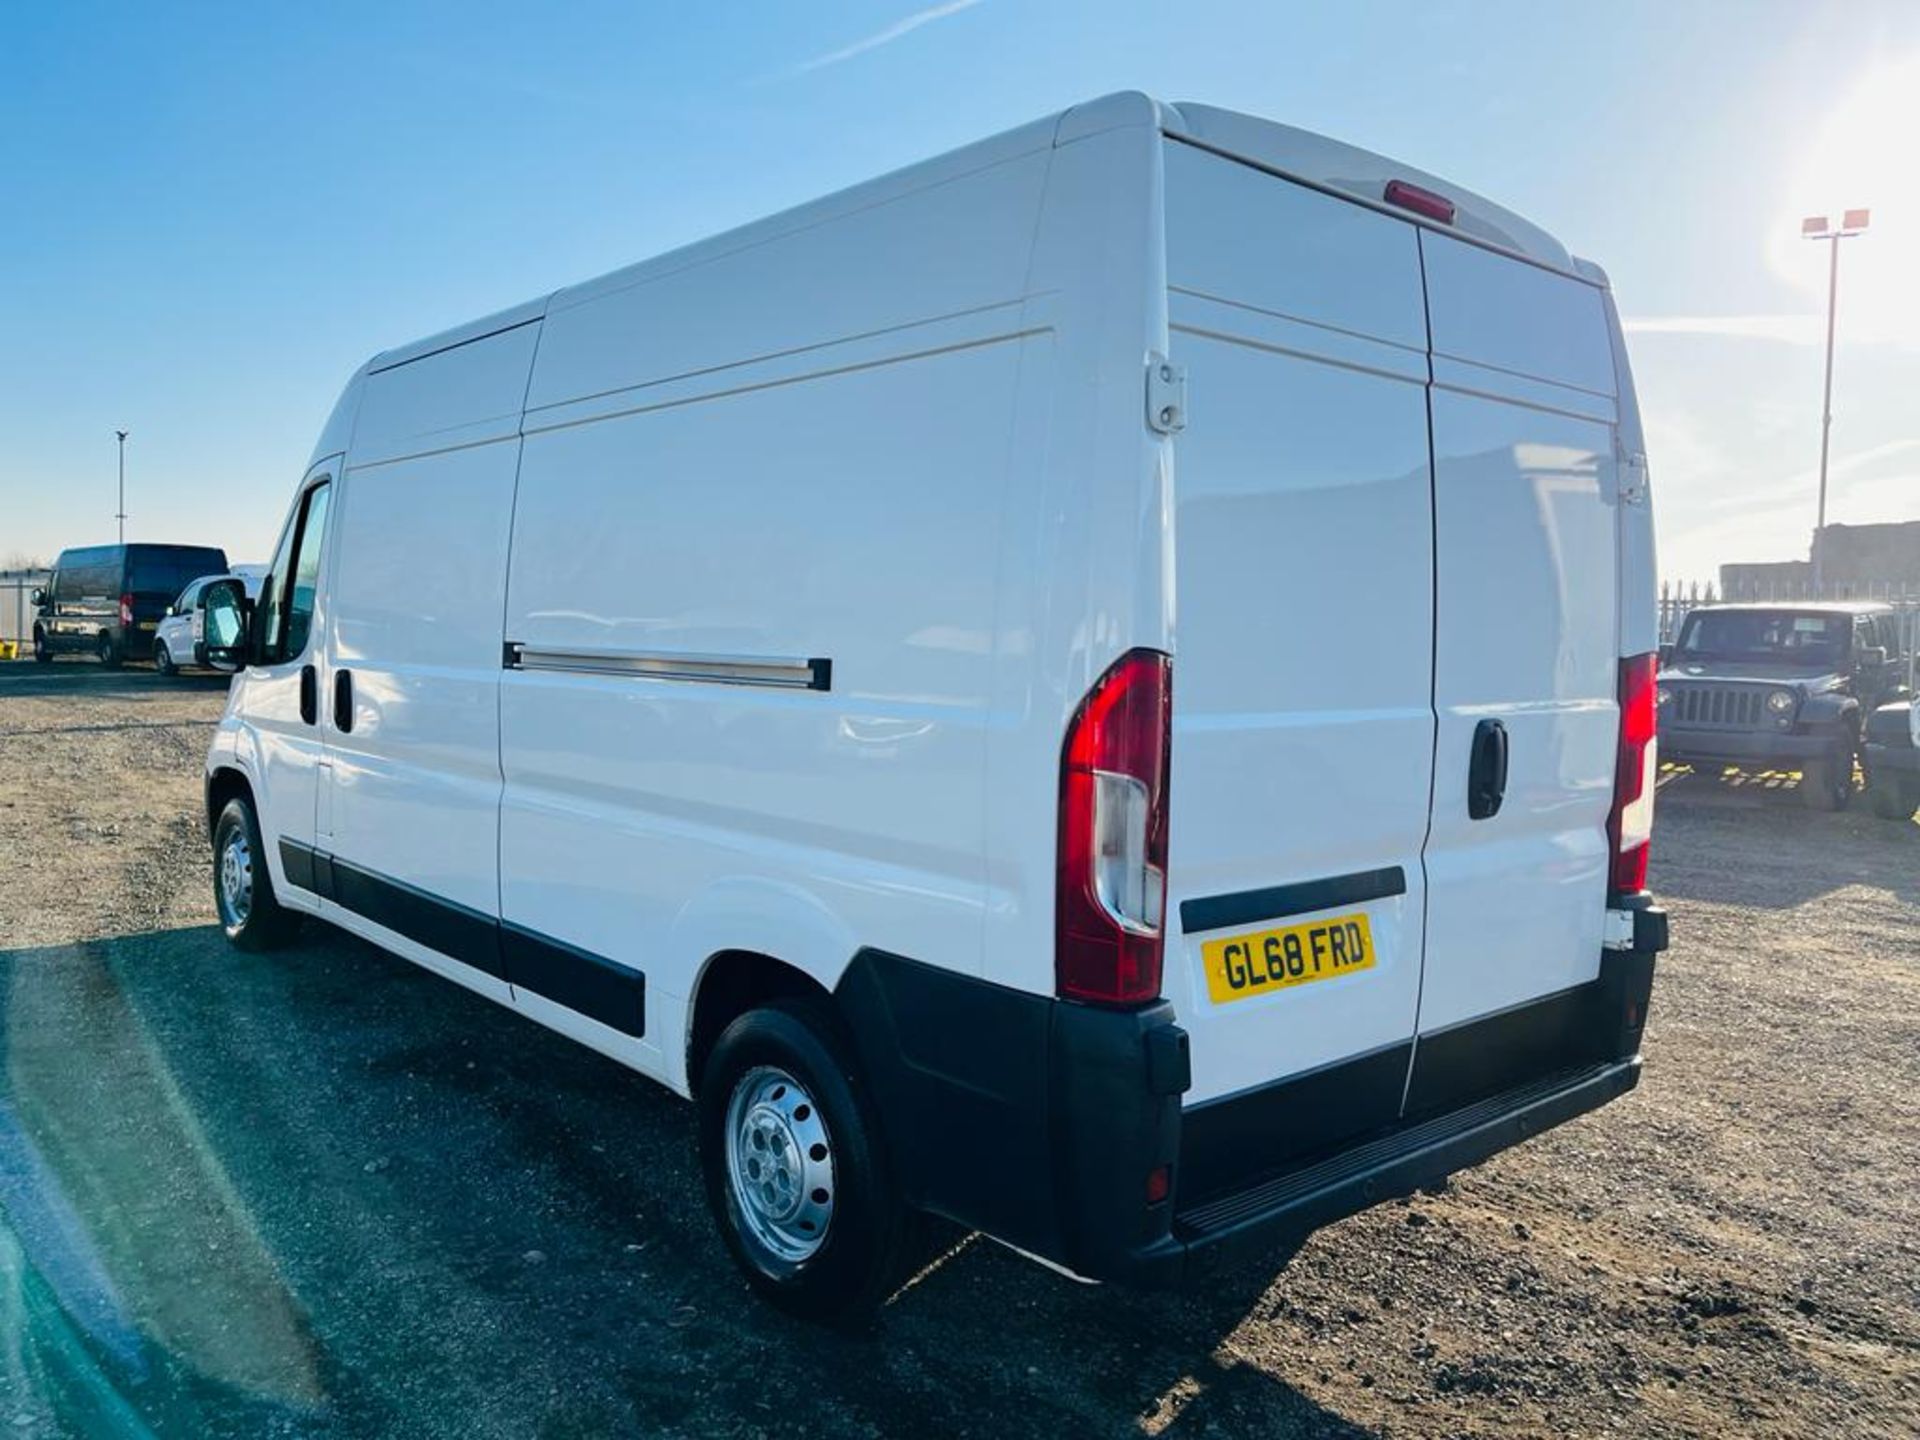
[1767,52,1920,346]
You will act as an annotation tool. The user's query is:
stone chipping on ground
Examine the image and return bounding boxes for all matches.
[0,661,1916,1438]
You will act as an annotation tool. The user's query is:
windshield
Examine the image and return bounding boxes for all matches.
[1676,610,1848,667]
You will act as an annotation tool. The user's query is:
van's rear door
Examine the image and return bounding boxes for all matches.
[1407,235,1622,1113]
[1161,142,1435,1190]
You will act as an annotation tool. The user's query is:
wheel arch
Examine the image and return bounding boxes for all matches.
[204,764,257,842]
[686,949,835,1098]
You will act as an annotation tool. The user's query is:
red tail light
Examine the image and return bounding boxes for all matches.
[119,593,134,626]
[1056,649,1172,1006]
[1608,653,1658,895]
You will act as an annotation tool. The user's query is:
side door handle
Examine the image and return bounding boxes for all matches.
[1467,717,1509,820]
[299,664,318,726]
[333,668,354,733]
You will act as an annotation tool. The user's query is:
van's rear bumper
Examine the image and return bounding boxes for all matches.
[1127,1054,1640,1287]
[835,924,1661,1290]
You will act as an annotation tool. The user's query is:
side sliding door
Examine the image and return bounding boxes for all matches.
[313,320,539,1000]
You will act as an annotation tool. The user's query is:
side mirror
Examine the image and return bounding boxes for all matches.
[30,588,46,607]
[1657,643,1674,668]
[200,578,251,673]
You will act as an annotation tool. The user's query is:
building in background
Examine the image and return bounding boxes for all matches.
[1721,521,1920,599]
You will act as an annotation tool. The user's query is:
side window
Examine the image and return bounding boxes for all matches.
[261,480,333,662]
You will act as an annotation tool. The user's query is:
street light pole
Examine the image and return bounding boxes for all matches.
[113,428,128,545]
[1802,209,1870,592]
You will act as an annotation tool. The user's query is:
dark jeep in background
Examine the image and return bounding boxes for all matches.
[1658,602,1908,811]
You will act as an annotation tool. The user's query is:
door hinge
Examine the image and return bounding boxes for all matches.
[1147,352,1188,435]
[1618,450,1648,506]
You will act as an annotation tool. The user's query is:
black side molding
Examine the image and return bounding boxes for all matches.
[501,923,646,1038]
[276,838,644,1036]
[1180,866,1408,935]
[328,854,506,981]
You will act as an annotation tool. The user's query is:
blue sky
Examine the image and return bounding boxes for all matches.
[3,0,1918,579]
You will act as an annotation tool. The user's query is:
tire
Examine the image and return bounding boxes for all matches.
[97,632,122,668]
[698,997,918,1325]
[154,642,175,677]
[32,628,51,663]
[211,797,298,951]
[1800,739,1854,812]
[1868,772,1920,822]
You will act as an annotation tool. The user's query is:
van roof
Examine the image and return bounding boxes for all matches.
[1159,99,1586,278]
[365,92,1593,375]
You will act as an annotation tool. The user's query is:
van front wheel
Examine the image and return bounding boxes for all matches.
[698,998,918,1325]
[212,798,297,951]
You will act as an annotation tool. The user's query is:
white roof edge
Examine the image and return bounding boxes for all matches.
[1164,100,1582,278]
[367,296,550,374]
[356,93,1596,378]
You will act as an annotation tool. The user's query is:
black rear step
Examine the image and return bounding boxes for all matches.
[1171,1059,1640,1266]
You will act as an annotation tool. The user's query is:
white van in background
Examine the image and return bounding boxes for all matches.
[200,93,1668,1321]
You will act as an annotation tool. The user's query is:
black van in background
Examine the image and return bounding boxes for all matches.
[32,544,230,666]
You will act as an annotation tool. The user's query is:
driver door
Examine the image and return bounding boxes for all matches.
[243,464,337,902]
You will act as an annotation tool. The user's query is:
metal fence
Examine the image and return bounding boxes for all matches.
[0,571,50,651]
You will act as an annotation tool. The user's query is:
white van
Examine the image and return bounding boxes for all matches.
[201,93,1668,1321]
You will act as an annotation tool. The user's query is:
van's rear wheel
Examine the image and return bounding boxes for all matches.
[1800,741,1854,812]
[212,797,297,951]
[698,997,917,1325]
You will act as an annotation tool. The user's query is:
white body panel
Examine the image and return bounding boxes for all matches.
[1416,233,1622,1033]
[320,324,535,921]
[208,93,1654,1134]
[1161,142,1436,1103]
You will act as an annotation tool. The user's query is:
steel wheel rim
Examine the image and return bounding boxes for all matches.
[218,829,253,929]
[724,1065,835,1267]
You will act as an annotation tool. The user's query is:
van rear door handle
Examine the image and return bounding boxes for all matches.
[1467,717,1508,820]
[333,669,354,733]
[299,664,317,726]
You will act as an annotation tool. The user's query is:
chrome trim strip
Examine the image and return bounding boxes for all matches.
[505,643,831,692]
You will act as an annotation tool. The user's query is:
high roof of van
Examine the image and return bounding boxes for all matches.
[361,92,1591,379]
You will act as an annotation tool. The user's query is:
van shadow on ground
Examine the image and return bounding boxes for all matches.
[0,923,1375,1438]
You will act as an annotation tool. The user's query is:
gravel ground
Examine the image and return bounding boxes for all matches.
[0,660,1916,1438]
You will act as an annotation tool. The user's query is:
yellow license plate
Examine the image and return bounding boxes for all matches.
[1202,911,1377,1005]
